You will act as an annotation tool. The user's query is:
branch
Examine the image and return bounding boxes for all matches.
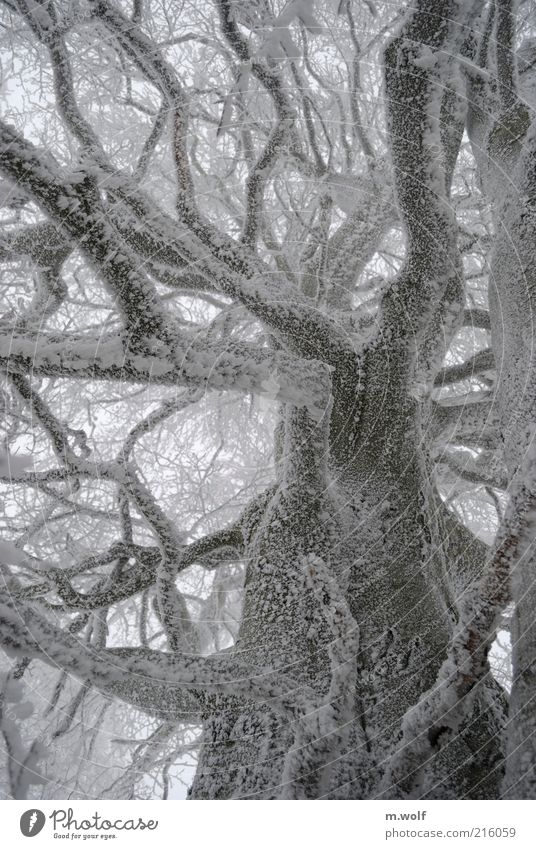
[0,121,174,347]
[16,527,242,611]
[242,115,293,247]
[0,584,307,718]
[215,0,295,118]
[496,0,520,112]
[89,0,196,210]
[463,308,491,330]
[438,449,508,490]
[16,524,242,611]
[434,348,495,387]
[0,330,332,417]
[429,396,500,447]
[380,461,527,797]
[382,0,485,379]
[9,372,89,466]
[0,221,69,267]
[1,106,361,366]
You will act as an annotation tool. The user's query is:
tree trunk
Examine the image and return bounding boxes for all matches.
[1,0,530,802]
[190,362,506,799]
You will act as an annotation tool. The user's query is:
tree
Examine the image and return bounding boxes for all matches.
[0,0,535,800]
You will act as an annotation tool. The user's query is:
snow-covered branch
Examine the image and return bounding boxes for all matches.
[0,329,332,415]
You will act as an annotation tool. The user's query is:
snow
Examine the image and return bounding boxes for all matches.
[0,0,527,803]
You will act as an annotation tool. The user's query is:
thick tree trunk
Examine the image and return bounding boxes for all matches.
[190,364,506,799]
[1,0,525,802]
[190,515,505,798]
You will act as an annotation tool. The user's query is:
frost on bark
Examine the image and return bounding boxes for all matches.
[0,0,534,799]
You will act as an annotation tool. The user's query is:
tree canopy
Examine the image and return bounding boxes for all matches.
[1,0,536,800]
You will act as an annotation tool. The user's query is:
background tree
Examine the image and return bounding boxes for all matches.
[0,0,535,800]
